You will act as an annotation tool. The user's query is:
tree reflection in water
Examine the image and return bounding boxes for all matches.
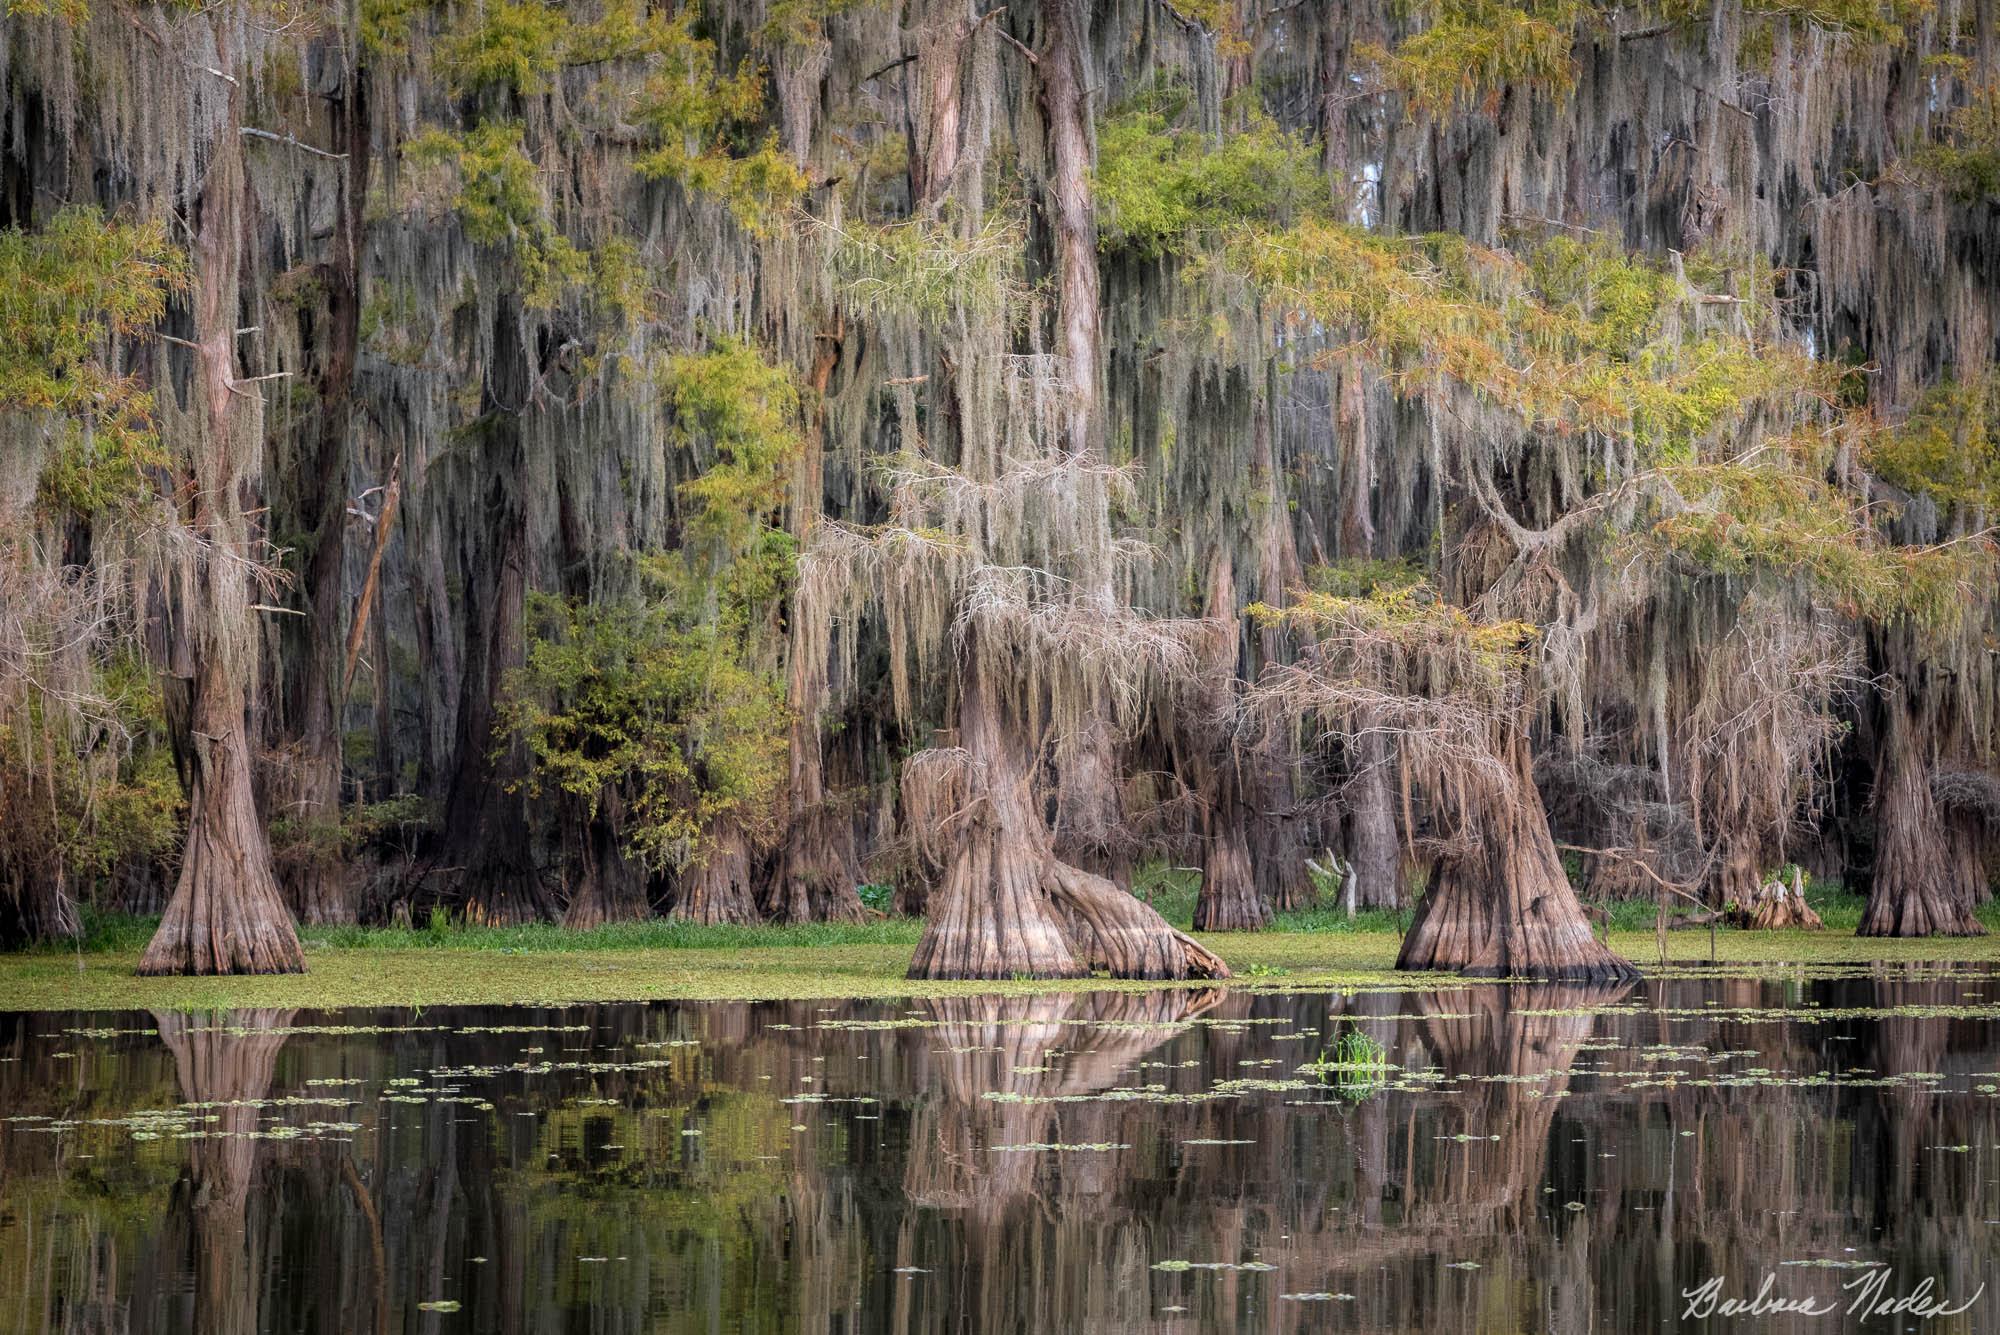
[2,971,1996,1333]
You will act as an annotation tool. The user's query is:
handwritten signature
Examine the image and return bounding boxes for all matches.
[1682,1269,1984,1321]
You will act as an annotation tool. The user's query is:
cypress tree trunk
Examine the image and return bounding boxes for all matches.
[1344,735,1405,909]
[769,316,865,923]
[1195,764,1271,930]
[429,389,549,926]
[559,794,650,929]
[1037,0,1138,891]
[1705,833,1763,912]
[1397,732,1638,982]
[1192,560,1270,930]
[284,30,371,926]
[672,820,761,924]
[1249,751,1313,912]
[141,16,303,976]
[1860,696,1985,937]
[908,636,1228,980]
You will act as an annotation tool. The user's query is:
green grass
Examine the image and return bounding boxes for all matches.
[30,906,927,958]
[2,916,1996,1014]
[3,870,1993,1013]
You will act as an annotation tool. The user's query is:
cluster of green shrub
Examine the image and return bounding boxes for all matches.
[499,338,801,873]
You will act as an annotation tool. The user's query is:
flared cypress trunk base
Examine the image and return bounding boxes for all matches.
[906,750,1229,982]
[140,719,304,977]
[1859,871,1986,937]
[1397,759,1638,984]
[767,806,865,923]
[1860,714,1986,938]
[1194,808,1270,931]
[670,822,761,925]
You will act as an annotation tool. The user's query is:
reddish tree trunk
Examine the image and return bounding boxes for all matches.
[432,437,551,926]
[1196,774,1271,930]
[769,315,865,923]
[560,796,650,929]
[1192,558,1269,930]
[1040,0,1099,457]
[1344,735,1405,909]
[671,821,761,924]
[141,17,303,975]
[908,0,969,210]
[1860,700,1985,937]
[908,641,1228,980]
[1397,733,1638,982]
[1704,833,1763,912]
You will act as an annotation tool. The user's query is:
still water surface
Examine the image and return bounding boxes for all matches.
[2,967,1997,1332]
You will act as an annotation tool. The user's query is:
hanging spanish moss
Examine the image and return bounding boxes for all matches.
[0,0,1993,975]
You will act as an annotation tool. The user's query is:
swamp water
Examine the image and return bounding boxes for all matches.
[1,967,1997,1332]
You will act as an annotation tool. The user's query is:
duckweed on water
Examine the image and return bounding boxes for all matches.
[6,927,2000,1011]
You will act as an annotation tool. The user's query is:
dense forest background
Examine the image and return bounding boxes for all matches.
[0,0,1995,975]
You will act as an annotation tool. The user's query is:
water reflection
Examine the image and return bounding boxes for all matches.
[2,968,1996,1332]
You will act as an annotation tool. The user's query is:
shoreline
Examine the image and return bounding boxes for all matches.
[2,925,1995,1013]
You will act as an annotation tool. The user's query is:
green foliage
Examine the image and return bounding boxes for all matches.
[403,122,586,307]
[1094,88,1323,257]
[437,0,739,95]
[1667,0,1930,45]
[1309,1024,1391,1101]
[1305,556,1426,598]
[1912,85,2000,200]
[0,206,184,515]
[1369,1,1921,119]
[1159,0,1251,57]
[630,5,805,234]
[1253,582,1539,676]
[1866,372,2000,512]
[0,655,184,898]
[360,0,433,57]
[501,337,804,872]
[437,0,571,94]
[662,337,804,559]
[1234,222,1811,458]
[1366,2,1579,116]
[1646,459,1982,629]
[1,0,89,18]
[498,586,789,872]
[826,213,1025,321]
[758,0,872,48]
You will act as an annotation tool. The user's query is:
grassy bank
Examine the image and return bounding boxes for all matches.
[2,885,1995,1012]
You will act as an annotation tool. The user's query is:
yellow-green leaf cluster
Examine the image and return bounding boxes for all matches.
[631,6,805,234]
[663,337,804,559]
[0,206,185,515]
[499,588,789,872]
[1234,222,1815,458]
[1646,460,1981,630]
[1253,583,1537,677]
[403,123,586,307]
[1094,89,1324,258]
[1364,2,1579,117]
[1912,84,2000,201]
[1865,372,2000,513]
